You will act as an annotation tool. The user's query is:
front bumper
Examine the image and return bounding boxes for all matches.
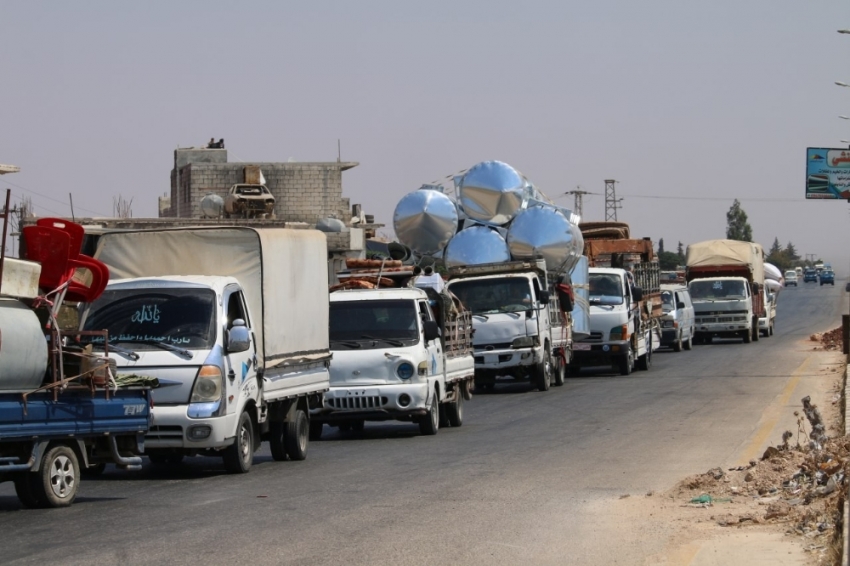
[145,405,238,450]
[312,383,431,422]
[571,340,629,365]
[472,346,539,370]
[695,321,749,337]
[660,328,678,346]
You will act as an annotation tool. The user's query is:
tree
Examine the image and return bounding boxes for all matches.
[658,238,665,255]
[768,237,782,257]
[726,199,753,242]
[677,241,685,265]
[785,242,800,262]
[658,251,681,270]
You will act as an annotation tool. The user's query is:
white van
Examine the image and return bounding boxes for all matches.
[659,284,695,351]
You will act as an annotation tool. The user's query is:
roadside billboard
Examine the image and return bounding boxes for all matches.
[806,148,850,199]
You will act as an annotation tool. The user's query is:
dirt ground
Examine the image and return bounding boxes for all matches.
[615,332,847,566]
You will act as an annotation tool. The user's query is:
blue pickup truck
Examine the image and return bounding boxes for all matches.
[820,270,835,286]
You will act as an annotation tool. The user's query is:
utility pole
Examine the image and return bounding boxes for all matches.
[564,186,593,218]
[604,179,622,221]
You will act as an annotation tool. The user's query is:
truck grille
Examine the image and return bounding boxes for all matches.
[588,332,603,341]
[147,425,183,441]
[327,396,388,410]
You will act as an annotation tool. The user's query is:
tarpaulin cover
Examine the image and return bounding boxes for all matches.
[685,239,765,284]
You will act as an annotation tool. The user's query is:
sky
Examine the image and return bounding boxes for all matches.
[2,1,849,274]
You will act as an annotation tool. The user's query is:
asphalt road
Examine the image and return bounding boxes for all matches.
[1,279,845,565]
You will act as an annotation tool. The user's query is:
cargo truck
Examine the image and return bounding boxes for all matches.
[568,223,662,376]
[81,227,331,473]
[445,260,572,391]
[685,239,766,344]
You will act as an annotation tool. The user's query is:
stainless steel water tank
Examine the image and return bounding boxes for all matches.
[393,188,459,254]
[457,161,528,226]
[570,256,590,340]
[506,205,584,273]
[443,225,511,267]
[0,299,48,391]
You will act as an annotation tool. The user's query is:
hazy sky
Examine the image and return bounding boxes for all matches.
[2,1,849,273]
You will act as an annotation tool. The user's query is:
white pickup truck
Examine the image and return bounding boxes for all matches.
[312,286,474,436]
[81,227,331,473]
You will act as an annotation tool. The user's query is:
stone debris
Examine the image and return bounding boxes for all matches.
[809,327,842,351]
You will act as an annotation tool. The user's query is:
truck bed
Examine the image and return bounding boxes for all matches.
[0,387,150,441]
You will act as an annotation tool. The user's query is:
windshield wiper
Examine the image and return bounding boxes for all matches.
[471,313,489,321]
[360,334,404,347]
[113,339,192,358]
[89,342,140,361]
[330,339,362,349]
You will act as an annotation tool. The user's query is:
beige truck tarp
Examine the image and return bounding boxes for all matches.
[94,227,329,367]
[685,239,765,284]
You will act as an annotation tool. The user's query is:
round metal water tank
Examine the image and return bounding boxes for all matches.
[507,205,584,273]
[457,161,528,226]
[443,225,511,267]
[393,189,458,254]
[569,256,591,340]
[0,299,48,391]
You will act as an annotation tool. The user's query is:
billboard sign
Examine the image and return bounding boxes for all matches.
[806,147,850,199]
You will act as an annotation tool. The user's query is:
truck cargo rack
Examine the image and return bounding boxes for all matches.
[447,260,548,280]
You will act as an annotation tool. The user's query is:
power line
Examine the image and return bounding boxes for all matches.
[624,194,800,202]
[0,179,109,216]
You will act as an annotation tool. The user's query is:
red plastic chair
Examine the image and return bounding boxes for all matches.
[22,226,72,293]
[36,218,84,259]
[65,256,109,302]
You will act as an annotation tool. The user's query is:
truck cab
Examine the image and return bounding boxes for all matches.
[688,277,756,343]
[758,287,776,337]
[445,260,566,392]
[314,287,474,436]
[572,268,659,375]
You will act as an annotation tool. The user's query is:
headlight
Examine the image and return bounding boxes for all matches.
[661,320,678,328]
[397,362,414,379]
[191,365,223,403]
[610,324,629,341]
[512,336,534,348]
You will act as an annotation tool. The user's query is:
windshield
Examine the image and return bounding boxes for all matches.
[329,299,420,348]
[588,273,624,306]
[448,278,533,314]
[689,280,746,300]
[784,271,796,278]
[81,288,217,349]
[661,290,674,311]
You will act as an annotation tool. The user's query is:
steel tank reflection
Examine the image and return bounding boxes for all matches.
[569,256,590,340]
[443,225,511,267]
[0,299,48,391]
[393,188,458,254]
[506,205,584,273]
[457,161,528,226]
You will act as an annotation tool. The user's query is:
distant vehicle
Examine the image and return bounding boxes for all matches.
[224,184,276,219]
[795,267,803,279]
[815,262,824,274]
[784,270,798,286]
[820,270,835,286]
[804,269,818,283]
[758,289,777,337]
[659,284,695,352]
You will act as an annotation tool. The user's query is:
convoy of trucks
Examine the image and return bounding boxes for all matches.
[83,227,331,472]
[685,239,766,344]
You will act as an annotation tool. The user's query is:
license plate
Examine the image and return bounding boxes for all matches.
[484,354,499,364]
[573,343,592,351]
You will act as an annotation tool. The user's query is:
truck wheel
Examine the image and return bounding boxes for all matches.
[439,403,451,428]
[683,333,693,351]
[446,392,464,427]
[742,325,752,343]
[553,356,566,386]
[752,319,760,342]
[769,322,774,336]
[309,421,324,441]
[672,331,683,352]
[535,347,552,391]
[269,421,288,461]
[618,347,633,376]
[34,445,80,508]
[284,409,309,461]
[418,392,439,436]
[14,474,43,508]
[223,411,254,473]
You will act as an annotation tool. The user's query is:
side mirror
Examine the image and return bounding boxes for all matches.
[631,286,644,302]
[537,290,550,305]
[227,319,251,353]
[423,320,440,342]
[676,301,685,309]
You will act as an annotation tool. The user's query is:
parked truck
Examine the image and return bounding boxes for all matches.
[80,227,331,472]
[569,223,662,375]
[758,287,777,338]
[312,285,474,436]
[445,260,572,391]
[685,239,766,344]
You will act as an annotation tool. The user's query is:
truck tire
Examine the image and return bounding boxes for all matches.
[553,356,566,386]
[742,325,752,343]
[446,392,464,427]
[535,347,552,391]
[33,444,80,508]
[636,334,652,371]
[752,318,760,342]
[309,421,324,441]
[618,346,633,376]
[769,322,774,336]
[284,409,309,461]
[418,392,439,436]
[223,411,254,473]
[269,421,288,461]
[439,403,451,428]
[14,474,43,508]
[672,331,683,352]
[684,333,693,350]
